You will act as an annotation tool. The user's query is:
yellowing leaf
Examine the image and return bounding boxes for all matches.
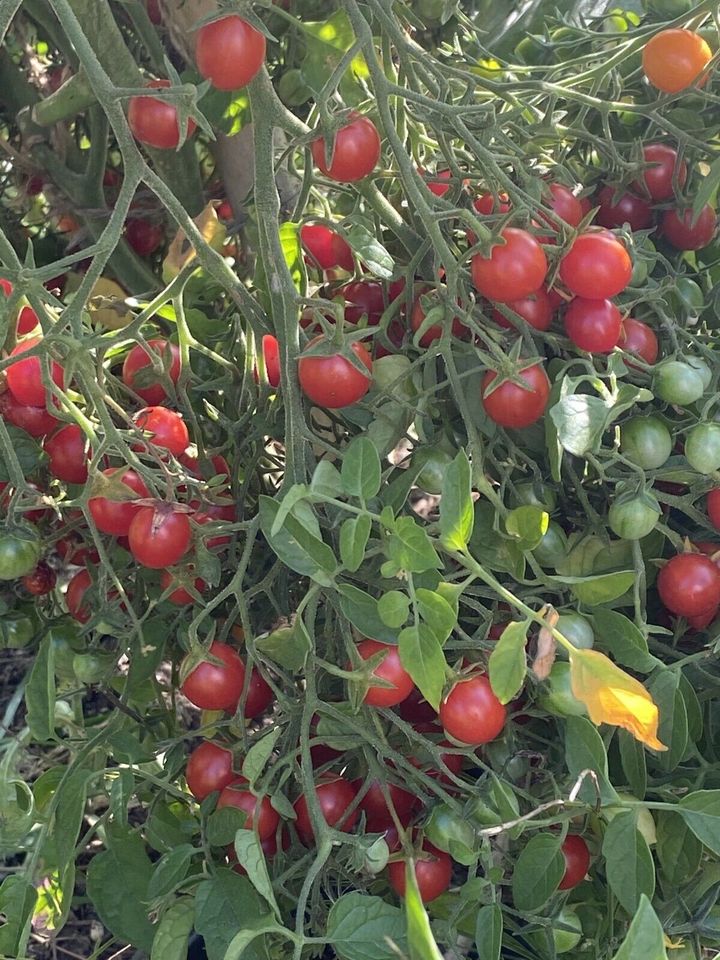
[569,648,666,751]
[163,203,226,281]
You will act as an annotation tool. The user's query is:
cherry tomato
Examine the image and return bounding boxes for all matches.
[642,29,712,94]
[559,232,632,300]
[707,489,720,532]
[653,359,705,405]
[419,167,453,198]
[354,638,415,708]
[160,567,206,605]
[6,338,64,407]
[293,776,358,844]
[43,425,89,484]
[619,318,659,365]
[88,468,149,536]
[492,287,553,332]
[17,307,39,336]
[300,225,354,272]
[596,186,653,232]
[481,363,550,429]
[217,200,233,222]
[339,280,386,325]
[128,504,191,569]
[186,741,237,801]
[195,15,266,91]
[0,530,42,581]
[298,336,372,409]
[658,553,720,617]
[662,205,717,251]
[634,144,687,201]
[55,535,100,567]
[258,335,281,389]
[620,415,672,469]
[564,298,622,353]
[66,568,92,623]
[181,641,245,712]
[180,452,231,484]
[22,560,56,596]
[359,778,417,829]
[217,782,280,840]
[122,339,181,406]
[127,79,197,150]
[0,391,59,438]
[311,115,381,183]
[397,687,438,725]
[473,192,511,216]
[439,674,506,745]
[411,291,468,345]
[545,183,584,228]
[471,228,547,303]
[685,423,720,475]
[608,493,660,540]
[125,218,164,257]
[387,841,452,902]
[133,406,189,456]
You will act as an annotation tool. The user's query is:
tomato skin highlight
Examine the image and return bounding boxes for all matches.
[354,638,415,708]
[546,183,584,228]
[186,741,237,801]
[559,232,632,300]
[195,16,266,92]
[128,79,197,150]
[662,205,717,251]
[387,841,452,902]
[559,834,591,890]
[471,228,547,303]
[311,115,381,183]
[123,339,181,406]
[564,298,622,353]
[657,553,720,618]
[89,468,149,536]
[128,505,191,569]
[481,363,550,429]
[298,336,372,409]
[439,674,507,745]
[293,776,358,844]
[642,28,712,94]
[634,144,687,202]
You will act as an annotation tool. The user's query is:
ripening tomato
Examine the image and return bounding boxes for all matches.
[22,560,56,596]
[293,776,358,844]
[634,144,687,202]
[621,415,672,470]
[0,391,59,438]
[564,298,622,353]
[6,338,64,407]
[217,782,280,840]
[439,674,506,745]
[492,287,554,332]
[471,228,547,303]
[195,16,266,91]
[89,468,149,536]
[359,778,417,830]
[66,568,92,623]
[642,29,712,94]
[43,425,89,484]
[160,567,206,605]
[181,641,245,712]
[707,489,720,532]
[298,336,372,409]
[186,741,237,801]
[122,339,181,406]
[481,363,550,429]
[596,186,653,232]
[300,225,354,272]
[662,205,717,251]
[127,79,197,150]
[133,406,189,456]
[560,232,632,299]
[619,318,659,365]
[128,505,191,569]
[387,841,452,902]
[354,638,415,708]
[311,115,381,183]
[658,553,720,618]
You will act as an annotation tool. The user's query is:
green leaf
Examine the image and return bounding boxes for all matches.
[439,449,474,550]
[0,425,42,481]
[398,624,446,711]
[0,876,37,959]
[378,590,410,628]
[327,892,406,960]
[311,460,345,498]
[618,729,647,799]
[270,483,311,537]
[242,728,281,787]
[603,809,655,914]
[677,791,720,855]
[590,610,660,673]
[488,620,528,704]
[564,716,618,804]
[610,895,667,960]
[341,437,382,501]
[25,634,55,742]
[259,496,337,587]
[468,501,525,580]
[505,505,548,549]
[550,393,608,456]
[693,155,720,220]
[416,588,457,645]
[678,673,703,743]
[560,569,636,606]
[338,585,398,643]
[234,832,281,920]
[150,898,195,960]
[194,868,267,960]
[345,219,395,279]
[207,807,248,846]
[648,670,688,772]
[340,514,371,572]
[255,621,311,673]
[223,922,286,960]
[148,845,195,900]
[511,834,564,912]
[386,516,442,574]
[655,811,702,885]
[475,904,502,960]
[405,860,444,960]
[54,768,91,869]
[86,829,156,952]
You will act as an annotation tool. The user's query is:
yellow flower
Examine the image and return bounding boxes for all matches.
[569,648,666,751]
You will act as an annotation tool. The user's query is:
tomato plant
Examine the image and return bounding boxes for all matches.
[471,228,548,302]
[311,115,381,183]
[127,504,191,568]
[481,363,551,428]
[122,338,181,405]
[439,674,506,745]
[127,79,197,150]
[559,231,632,299]
[642,28,713,93]
[297,336,373,408]
[132,406,189,455]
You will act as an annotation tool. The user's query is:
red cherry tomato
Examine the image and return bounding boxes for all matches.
[439,674,506,745]
[397,687,438,725]
[564,298,622,353]
[186,741,237,801]
[634,144,687,202]
[55,535,100,567]
[133,406,189,456]
[217,782,280,840]
[125,218,164,257]
[293,776,358,844]
[17,307,39,336]
[258,335,281,389]
[127,79,197,150]
[128,504,191,569]
[619,318,659,365]
[298,336,372,409]
[419,167,453,198]
[471,228,547,303]
[310,115,381,183]
[146,0,162,24]
[195,15,266,92]
[338,280,386,326]
[0,392,59,438]
[89,468,149,536]
[43,425,89,484]
[387,841,452,903]
[662,205,717,251]
[559,834,591,891]
[411,291,469,345]
[180,452,231,484]
[658,553,720,618]
[473,192,511,216]
[492,287,554,332]
[360,778,417,830]
[300,225,354,272]
[481,364,550,429]
[707,489,720,532]
[642,28,712,94]
[354,638,415,708]
[559,231,632,300]
[181,641,245,712]
[22,561,56,596]
[123,339,181,406]
[545,183,584,228]
[596,187,653,232]
[66,568,92,623]
[160,568,206,605]
[6,338,64,407]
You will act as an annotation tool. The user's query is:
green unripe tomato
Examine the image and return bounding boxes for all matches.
[685,423,720,474]
[670,278,705,317]
[424,803,477,862]
[73,652,115,685]
[552,908,583,954]
[533,521,567,569]
[538,662,587,718]
[685,356,712,390]
[0,529,42,581]
[620,415,672,470]
[413,447,454,495]
[608,492,660,540]
[653,360,705,406]
[512,480,557,513]
[514,34,552,65]
[0,614,35,649]
[555,613,595,652]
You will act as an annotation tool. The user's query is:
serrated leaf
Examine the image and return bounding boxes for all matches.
[398,624,446,711]
[488,620,529,704]
[439,450,473,550]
